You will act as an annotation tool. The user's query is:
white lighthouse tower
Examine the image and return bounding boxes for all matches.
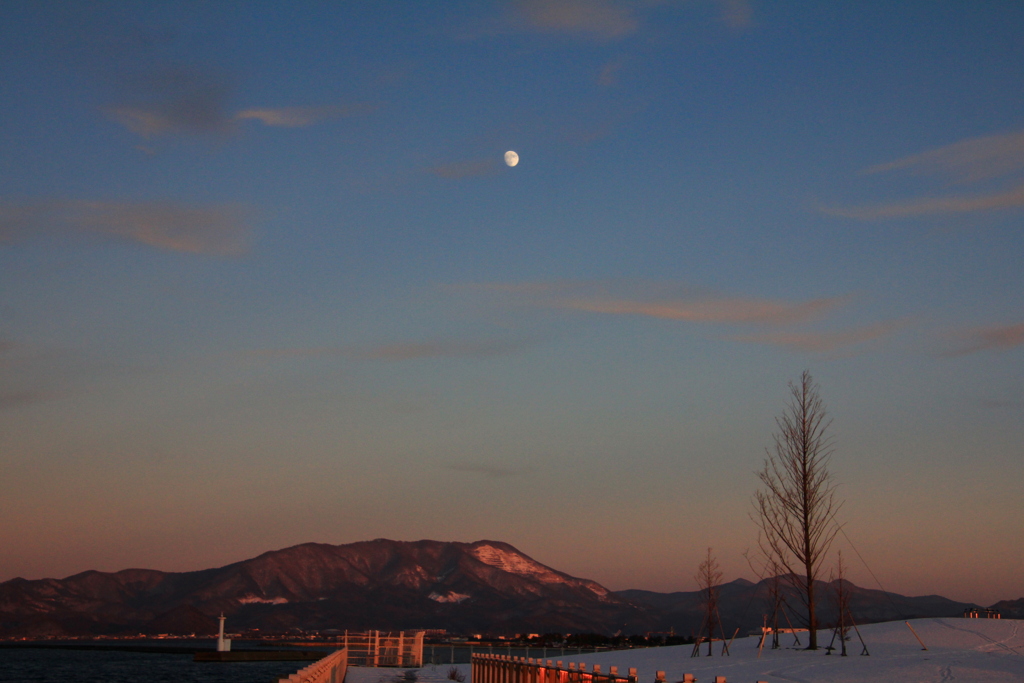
[216,613,232,652]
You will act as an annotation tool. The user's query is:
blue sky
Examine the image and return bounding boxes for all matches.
[1,1,1022,606]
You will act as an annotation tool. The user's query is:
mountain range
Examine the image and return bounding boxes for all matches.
[0,539,1002,638]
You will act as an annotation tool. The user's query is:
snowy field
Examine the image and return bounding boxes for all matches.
[345,618,1023,683]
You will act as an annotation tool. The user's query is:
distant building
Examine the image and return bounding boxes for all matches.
[964,607,1001,619]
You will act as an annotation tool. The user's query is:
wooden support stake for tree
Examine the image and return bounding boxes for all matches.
[905,621,927,651]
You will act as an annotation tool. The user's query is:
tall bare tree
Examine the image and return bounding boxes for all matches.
[753,370,842,650]
[695,547,723,656]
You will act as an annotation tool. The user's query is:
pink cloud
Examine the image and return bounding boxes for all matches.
[559,295,843,325]
[822,183,1024,219]
[947,322,1024,356]
[240,347,343,360]
[865,129,1024,184]
[0,199,250,256]
[459,281,850,327]
[429,158,500,179]
[447,462,531,478]
[515,0,639,39]
[718,0,753,29]
[235,103,376,128]
[0,390,48,411]
[241,340,520,362]
[359,340,518,361]
[728,321,902,353]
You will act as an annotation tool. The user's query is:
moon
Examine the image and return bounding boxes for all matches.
[504,150,519,167]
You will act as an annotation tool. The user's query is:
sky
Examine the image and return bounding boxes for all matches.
[1,1,1022,608]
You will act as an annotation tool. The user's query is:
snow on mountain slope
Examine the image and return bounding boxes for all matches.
[471,544,554,578]
[238,595,289,605]
[429,591,470,603]
[470,543,610,599]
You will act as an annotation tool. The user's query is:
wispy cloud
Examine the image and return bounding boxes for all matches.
[865,129,1024,185]
[980,398,1022,409]
[946,322,1024,356]
[514,0,640,39]
[429,158,500,180]
[447,462,531,479]
[822,183,1024,220]
[358,340,519,361]
[0,390,48,411]
[104,66,233,137]
[465,280,849,326]
[235,103,377,128]
[718,0,753,29]
[0,340,19,371]
[560,295,842,325]
[830,129,1024,219]
[597,58,625,87]
[240,347,344,360]
[456,0,744,43]
[0,199,249,255]
[239,339,521,362]
[728,320,902,353]
[104,65,371,138]
[455,281,905,355]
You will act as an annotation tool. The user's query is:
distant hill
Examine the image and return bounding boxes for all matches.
[989,598,1024,619]
[141,604,219,636]
[615,576,977,636]
[0,539,989,638]
[0,539,653,637]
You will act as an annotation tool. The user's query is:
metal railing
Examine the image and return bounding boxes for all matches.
[277,648,347,683]
[428,645,609,664]
[342,630,424,667]
[472,654,638,683]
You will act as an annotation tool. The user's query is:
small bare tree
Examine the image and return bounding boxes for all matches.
[695,547,723,656]
[753,370,842,650]
[764,556,786,649]
[830,551,851,656]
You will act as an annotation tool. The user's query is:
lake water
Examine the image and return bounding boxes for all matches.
[0,642,601,682]
[0,644,320,683]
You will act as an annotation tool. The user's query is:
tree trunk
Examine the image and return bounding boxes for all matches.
[805,567,817,649]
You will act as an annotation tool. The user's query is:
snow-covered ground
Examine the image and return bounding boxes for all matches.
[345,618,1023,683]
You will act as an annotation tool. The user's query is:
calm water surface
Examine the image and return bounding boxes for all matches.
[0,642,603,682]
[0,644,318,683]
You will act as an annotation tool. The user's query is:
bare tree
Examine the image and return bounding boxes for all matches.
[830,551,851,656]
[764,555,787,650]
[753,370,842,650]
[695,547,722,656]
